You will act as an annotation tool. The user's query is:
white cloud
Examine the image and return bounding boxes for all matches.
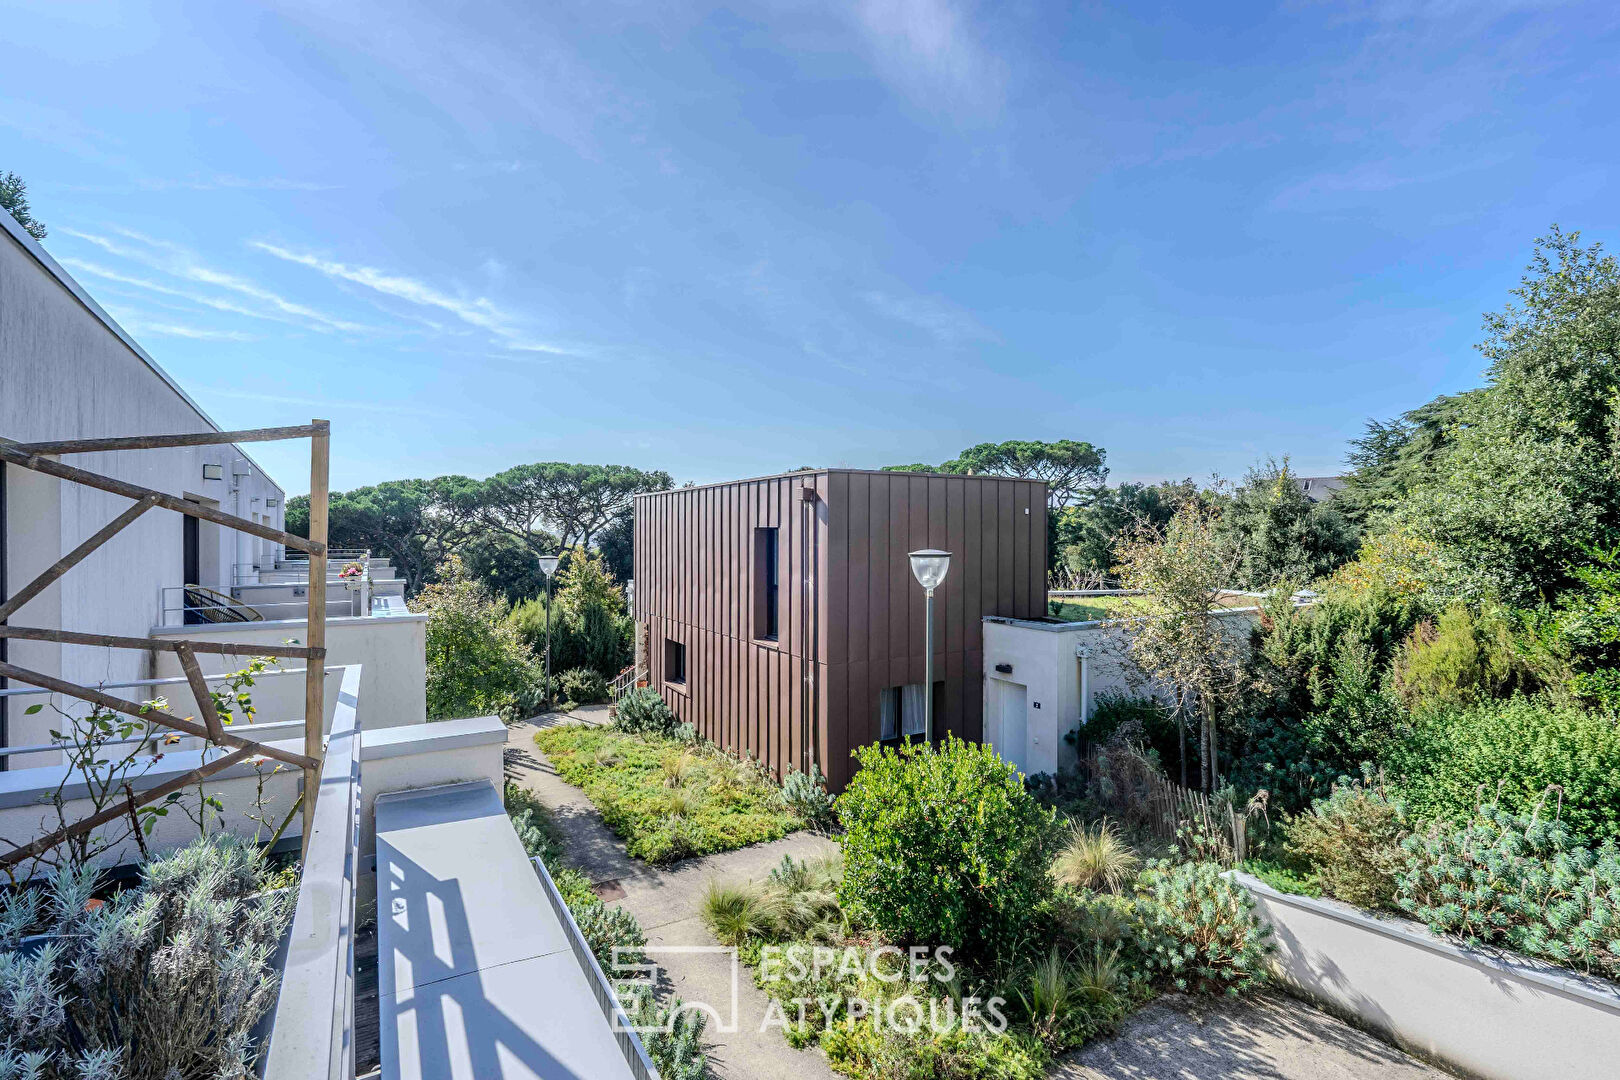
[251,241,512,333]
[59,257,308,326]
[252,240,578,356]
[861,289,995,345]
[847,0,1006,118]
[121,319,258,342]
[58,228,373,334]
[195,385,461,418]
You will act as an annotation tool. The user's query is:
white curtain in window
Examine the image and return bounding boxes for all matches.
[901,683,927,736]
[880,687,900,740]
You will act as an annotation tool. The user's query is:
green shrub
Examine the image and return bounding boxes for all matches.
[1283,770,1408,909]
[614,686,679,736]
[559,666,609,705]
[1396,802,1620,980]
[777,764,836,827]
[572,898,648,971]
[1134,860,1273,994]
[837,736,1057,959]
[1386,696,1620,842]
[414,556,545,721]
[1388,601,1547,708]
[507,552,633,678]
[821,1017,1049,1080]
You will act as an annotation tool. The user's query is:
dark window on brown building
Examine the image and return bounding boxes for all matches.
[753,526,779,640]
[878,682,942,743]
[664,638,686,684]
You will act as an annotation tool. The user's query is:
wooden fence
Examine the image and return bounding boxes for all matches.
[1075,744,1258,864]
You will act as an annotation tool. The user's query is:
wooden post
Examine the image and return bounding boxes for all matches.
[303,420,330,859]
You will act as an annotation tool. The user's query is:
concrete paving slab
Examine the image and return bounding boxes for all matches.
[1055,991,1451,1080]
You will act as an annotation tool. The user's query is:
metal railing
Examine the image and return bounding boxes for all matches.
[0,666,337,761]
[157,582,370,628]
[531,854,659,1080]
[275,548,371,565]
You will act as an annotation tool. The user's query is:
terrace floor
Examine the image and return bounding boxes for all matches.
[1057,991,1450,1079]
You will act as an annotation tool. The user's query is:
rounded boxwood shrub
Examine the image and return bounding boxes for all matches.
[836,735,1057,958]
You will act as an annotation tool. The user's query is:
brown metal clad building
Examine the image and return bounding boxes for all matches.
[632,469,1047,791]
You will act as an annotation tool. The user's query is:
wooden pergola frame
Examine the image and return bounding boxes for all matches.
[0,421,331,869]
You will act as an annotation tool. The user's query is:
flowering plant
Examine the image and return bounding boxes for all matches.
[339,560,366,579]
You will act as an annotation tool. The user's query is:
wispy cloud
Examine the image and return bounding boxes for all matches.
[251,241,511,331]
[60,257,305,325]
[251,240,576,356]
[121,319,258,342]
[847,0,1007,118]
[194,385,462,418]
[135,174,338,192]
[861,289,995,345]
[58,228,373,334]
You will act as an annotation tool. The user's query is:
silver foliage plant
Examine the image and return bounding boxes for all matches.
[0,834,294,1080]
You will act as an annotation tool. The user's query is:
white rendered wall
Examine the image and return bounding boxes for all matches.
[980,611,1259,776]
[1,214,286,762]
[150,613,429,730]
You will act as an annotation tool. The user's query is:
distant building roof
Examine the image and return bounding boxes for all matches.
[1295,475,1346,502]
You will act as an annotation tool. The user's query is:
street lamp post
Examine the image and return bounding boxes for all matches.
[538,554,561,707]
[908,549,951,745]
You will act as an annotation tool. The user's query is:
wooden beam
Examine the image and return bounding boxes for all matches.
[10,422,327,456]
[0,661,319,772]
[0,444,324,556]
[0,496,159,624]
[175,644,225,742]
[0,744,258,870]
[0,625,323,660]
[303,419,330,858]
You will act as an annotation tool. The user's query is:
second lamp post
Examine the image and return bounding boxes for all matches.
[907,548,951,744]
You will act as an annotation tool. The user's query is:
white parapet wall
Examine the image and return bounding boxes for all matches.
[150,611,427,730]
[1233,870,1620,1080]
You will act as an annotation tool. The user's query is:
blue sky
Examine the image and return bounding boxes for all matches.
[4,1,1616,493]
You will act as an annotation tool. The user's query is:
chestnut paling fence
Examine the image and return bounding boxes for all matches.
[0,421,333,870]
[1075,743,1260,864]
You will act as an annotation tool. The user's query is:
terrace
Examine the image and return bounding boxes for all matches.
[0,422,648,1080]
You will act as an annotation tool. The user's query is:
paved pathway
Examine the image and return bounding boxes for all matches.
[507,712,1445,1080]
[1056,992,1450,1080]
[505,712,842,1080]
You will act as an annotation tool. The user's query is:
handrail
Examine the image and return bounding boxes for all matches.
[260,663,362,1080]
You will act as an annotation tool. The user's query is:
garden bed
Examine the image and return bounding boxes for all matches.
[1234,870,1620,1080]
[532,725,804,864]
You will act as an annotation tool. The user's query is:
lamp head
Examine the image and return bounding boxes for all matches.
[537,554,561,577]
[908,549,952,591]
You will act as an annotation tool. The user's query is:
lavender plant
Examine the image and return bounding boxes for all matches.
[0,834,294,1079]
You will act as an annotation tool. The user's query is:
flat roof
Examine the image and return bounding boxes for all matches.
[0,209,282,494]
[635,467,1050,498]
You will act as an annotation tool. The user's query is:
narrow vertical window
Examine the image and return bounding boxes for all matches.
[753,526,779,640]
[664,638,686,684]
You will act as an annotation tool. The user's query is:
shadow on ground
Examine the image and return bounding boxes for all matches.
[1056,991,1449,1080]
